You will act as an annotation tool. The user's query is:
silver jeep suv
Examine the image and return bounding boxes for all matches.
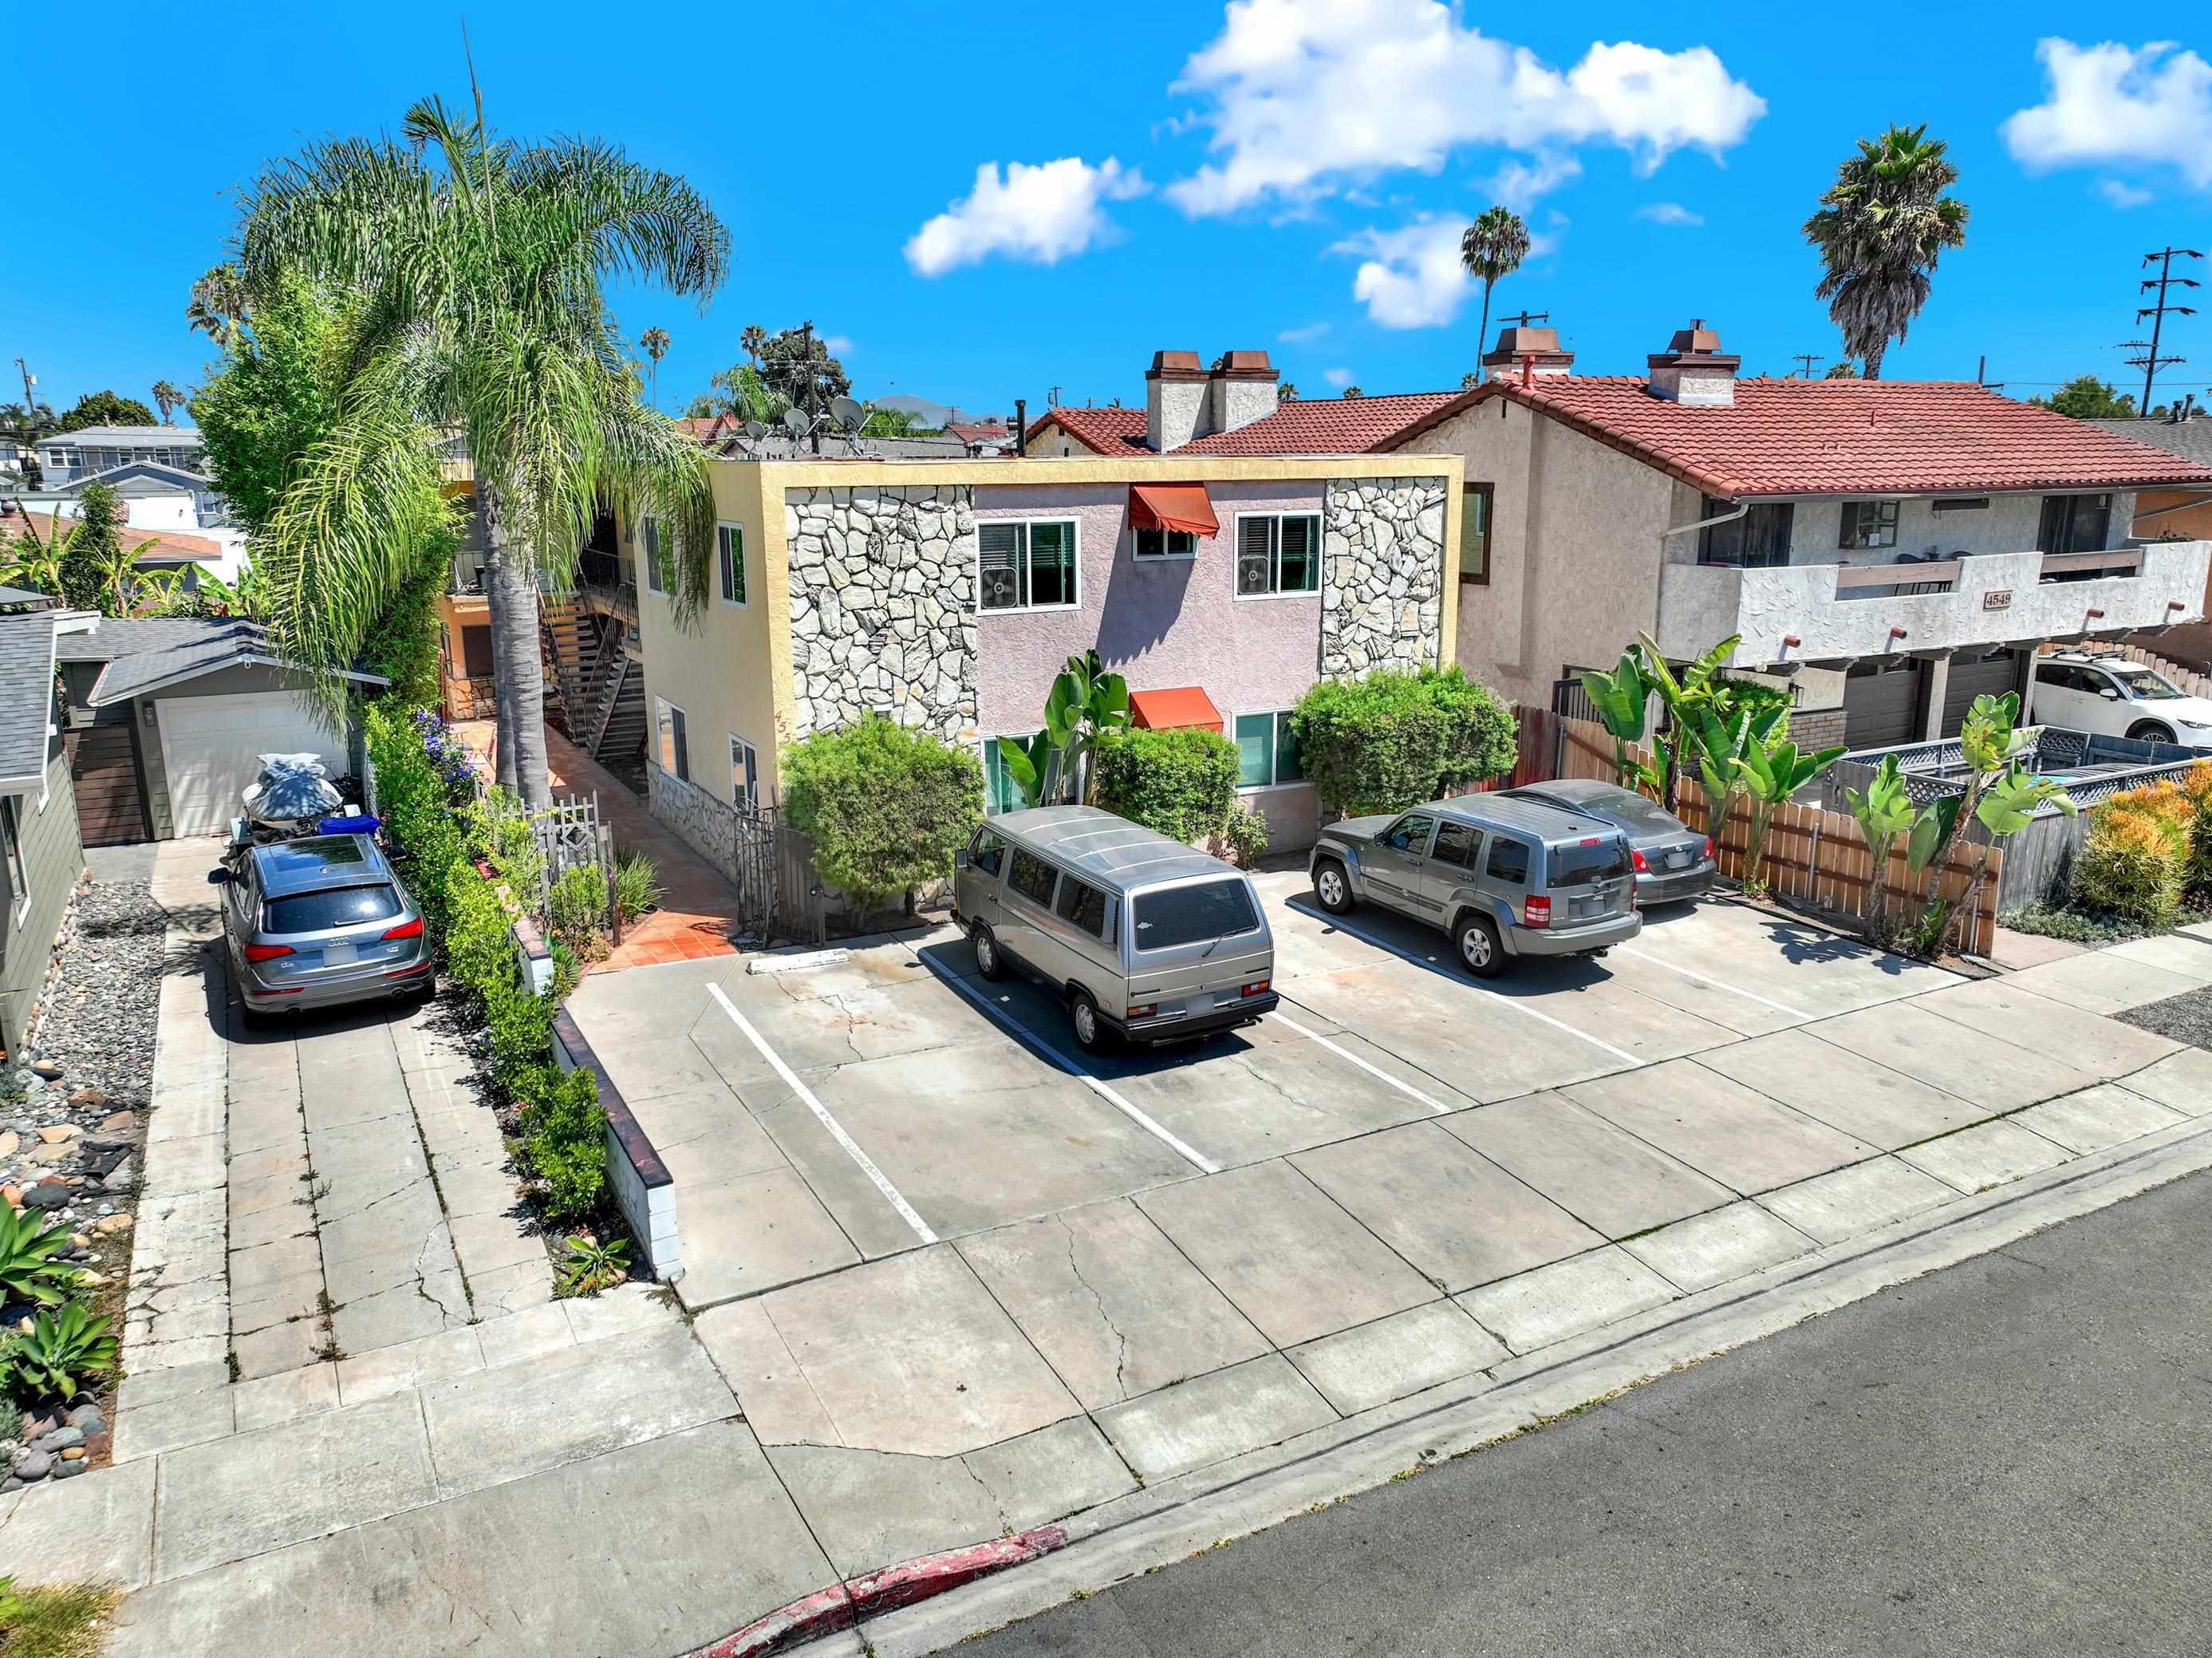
[1308,795,1640,977]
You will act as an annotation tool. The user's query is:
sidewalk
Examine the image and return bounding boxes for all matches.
[451,719,740,972]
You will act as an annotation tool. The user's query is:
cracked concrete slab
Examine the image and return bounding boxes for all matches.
[955,1198,1270,1412]
[1454,1246,1680,1355]
[1094,1353,1338,1483]
[1444,1092,1733,1239]
[1291,1119,1605,1293]
[696,1299,841,1444]
[231,1317,329,1381]
[1567,1059,1877,1196]
[1286,1301,1506,1415]
[465,1257,555,1318]
[0,1456,158,1590]
[755,1245,1081,1457]
[670,1164,864,1308]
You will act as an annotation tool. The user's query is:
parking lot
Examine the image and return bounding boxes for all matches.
[571,870,2017,1309]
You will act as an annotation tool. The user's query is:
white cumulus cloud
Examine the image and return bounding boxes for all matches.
[2098,179,2155,208]
[1164,0,1764,215]
[1278,321,1331,343]
[1333,213,1561,329]
[1485,150,1583,211]
[1322,366,1357,388]
[905,158,1149,276]
[823,335,856,356]
[1634,202,1703,226]
[2001,38,2212,189]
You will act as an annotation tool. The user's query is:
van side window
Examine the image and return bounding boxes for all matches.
[1431,821,1481,869]
[1055,876,1109,938]
[970,828,1006,876]
[1486,836,1532,884]
[1382,814,1435,854]
[1007,850,1059,909]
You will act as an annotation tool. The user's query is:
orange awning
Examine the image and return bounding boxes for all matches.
[1129,685,1224,734]
[1128,484,1220,538]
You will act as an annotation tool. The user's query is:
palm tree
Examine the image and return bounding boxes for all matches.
[238,87,727,805]
[151,380,183,424]
[1459,205,1531,357]
[638,327,670,409]
[186,263,250,345]
[740,323,768,367]
[1803,124,1969,381]
[1,401,57,444]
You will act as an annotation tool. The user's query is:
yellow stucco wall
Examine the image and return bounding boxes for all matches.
[641,451,1464,797]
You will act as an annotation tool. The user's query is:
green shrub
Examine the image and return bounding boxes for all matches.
[2182,761,2212,897]
[519,1065,608,1222]
[1215,803,1273,870]
[548,863,609,946]
[1090,726,1240,844]
[783,715,984,902]
[612,849,662,924]
[2072,795,2188,926]
[1289,666,1517,816]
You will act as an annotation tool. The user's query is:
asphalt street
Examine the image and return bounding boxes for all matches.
[954,1166,2212,1658]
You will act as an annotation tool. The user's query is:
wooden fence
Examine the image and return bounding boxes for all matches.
[1548,717,2003,957]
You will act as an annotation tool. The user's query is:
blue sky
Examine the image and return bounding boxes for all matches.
[8,2,2212,423]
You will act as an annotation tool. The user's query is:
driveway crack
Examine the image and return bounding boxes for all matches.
[1060,1216,1130,1402]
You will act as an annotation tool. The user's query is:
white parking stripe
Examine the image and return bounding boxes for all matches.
[707,982,938,1245]
[925,964,1222,1175]
[1268,1010,1453,1115]
[1615,945,1813,1022]
[1295,904,1644,1069]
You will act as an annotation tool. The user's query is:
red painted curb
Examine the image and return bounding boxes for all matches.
[688,1526,1070,1658]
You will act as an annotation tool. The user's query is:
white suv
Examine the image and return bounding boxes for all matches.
[2031,653,2212,749]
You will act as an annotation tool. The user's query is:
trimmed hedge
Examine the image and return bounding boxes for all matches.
[1288,666,1517,817]
[1090,726,1240,845]
[782,715,984,902]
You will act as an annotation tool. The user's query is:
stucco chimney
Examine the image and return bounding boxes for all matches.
[1207,350,1280,436]
[1480,323,1575,381]
[1145,350,1208,452]
[1646,319,1740,406]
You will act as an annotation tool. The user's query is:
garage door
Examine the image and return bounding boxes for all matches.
[67,724,148,846]
[1941,647,2023,736]
[1843,658,1925,749]
[156,692,348,838]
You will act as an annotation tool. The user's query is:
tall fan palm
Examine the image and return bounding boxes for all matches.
[1803,124,1969,381]
[185,263,250,345]
[739,323,767,366]
[638,326,669,409]
[151,380,184,424]
[1459,205,1531,357]
[238,88,729,804]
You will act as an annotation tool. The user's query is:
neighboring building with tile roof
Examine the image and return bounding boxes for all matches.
[2088,410,2212,672]
[1024,405,1149,456]
[1378,319,2212,748]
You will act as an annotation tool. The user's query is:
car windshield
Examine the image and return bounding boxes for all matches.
[1132,879,1260,951]
[2115,668,2184,701]
[1548,838,1630,887]
[263,884,402,934]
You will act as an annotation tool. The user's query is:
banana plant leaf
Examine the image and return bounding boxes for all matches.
[1975,767,2077,836]
[1905,793,1962,875]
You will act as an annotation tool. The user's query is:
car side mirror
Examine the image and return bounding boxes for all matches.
[2099,687,2121,701]
[953,849,971,870]
[207,867,232,885]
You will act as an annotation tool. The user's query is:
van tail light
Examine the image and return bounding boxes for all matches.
[381,916,424,941]
[1703,837,1715,861]
[1126,1003,1157,1020]
[1630,847,1650,873]
[1241,980,1271,997]
[1523,895,1552,929]
[244,942,294,963]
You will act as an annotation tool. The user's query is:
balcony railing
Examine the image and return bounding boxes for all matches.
[1654,541,2211,666]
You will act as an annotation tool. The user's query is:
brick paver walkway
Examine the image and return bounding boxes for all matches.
[452,720,739,973]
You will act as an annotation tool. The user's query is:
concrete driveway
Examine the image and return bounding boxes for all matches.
[562,873,2212,1577]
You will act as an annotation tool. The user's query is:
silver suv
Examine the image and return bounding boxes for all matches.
[1308,795,1640,977]
[211,834,431,1019]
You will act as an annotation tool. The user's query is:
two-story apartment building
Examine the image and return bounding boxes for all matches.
[34,424,207,487]
[1379,322,2212,748]
[632,438,1462,859]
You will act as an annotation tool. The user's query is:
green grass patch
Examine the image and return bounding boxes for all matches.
[0,1581,123,1658]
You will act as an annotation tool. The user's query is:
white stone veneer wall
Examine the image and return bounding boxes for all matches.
[1322,476,1448,677]
[787,485,980,740]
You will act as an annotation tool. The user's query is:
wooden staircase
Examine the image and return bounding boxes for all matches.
[538,598,593,737]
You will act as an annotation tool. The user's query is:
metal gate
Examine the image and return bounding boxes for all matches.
[729,795,826,942]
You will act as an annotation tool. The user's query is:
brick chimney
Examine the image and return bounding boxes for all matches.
[1145,350,1208,452]
[1646,319,1740,406]
[1479,323,1575,382]
[1206,350,1281,436]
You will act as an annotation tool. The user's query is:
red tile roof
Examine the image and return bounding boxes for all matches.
[1174,391,1461,456]
[1392,378,2212,497]
[944,420,1011,444]
[10,510,222,562]
[1027,406,1149,453]
[1025,392,1458,457]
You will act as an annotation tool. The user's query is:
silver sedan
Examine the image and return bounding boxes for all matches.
[1501,780,1716,906]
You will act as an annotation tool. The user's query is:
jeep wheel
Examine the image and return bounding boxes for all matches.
[1314,860,1355,914]
[1454,914,1507,979]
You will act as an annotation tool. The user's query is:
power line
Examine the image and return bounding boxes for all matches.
[2125,246,2202,410]
[1789,352,1824,379]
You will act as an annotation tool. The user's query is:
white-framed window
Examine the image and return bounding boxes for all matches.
[716,522,747,606]
[729,734,760,808]
[654,697,689,781]
[2,799,28,924]
[1234,513,1322,598]
[977,519,1078,613]
[983,732,1043,815]
[641,517,668,594]
[1134,527,1197,560]
[1233,711,1304,788]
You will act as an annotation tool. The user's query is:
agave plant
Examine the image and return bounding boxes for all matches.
[5,1301,119,1402]
[0,1209,83,1308]
[1579,649,1658,792]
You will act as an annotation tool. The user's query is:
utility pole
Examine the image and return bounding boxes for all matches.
[2127,247,2202,412]
[1790,352,1824,380]
[1046,385,1062,409]
[1974,355,2004,393]
[13,356,35,414]
[1499,309,1549,331]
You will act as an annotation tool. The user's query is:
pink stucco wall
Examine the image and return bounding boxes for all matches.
[971,480,1327,736]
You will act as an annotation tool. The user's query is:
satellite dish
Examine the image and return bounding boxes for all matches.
[781,407,811,437]
[830,396,865,433]
[742,420,768,440]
